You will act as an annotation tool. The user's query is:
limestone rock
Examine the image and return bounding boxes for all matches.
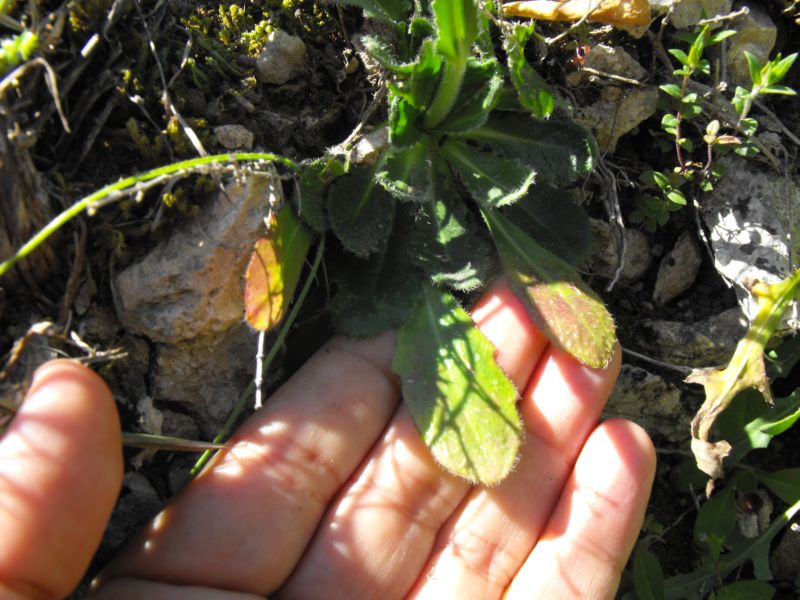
[214,124,255,150]
[702,156,800,322]
[566,44,647,86]
[727,2,777,87]
[586,218,652,283]
[574,85,659,152]
[771,522,800,581]
[638,308,747,367]
[256,30,307,85]
[114,173,277,342]
[604,365,690,442]
[651,0,733,29]
[653,231,702,305]
[351,127,389,165]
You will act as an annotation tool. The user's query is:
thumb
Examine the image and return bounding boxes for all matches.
[0,360,123,599]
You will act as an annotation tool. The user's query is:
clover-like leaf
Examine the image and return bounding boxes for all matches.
[441,138,535,208]
[327,165,395,257]
[244,205,313,331]
[459,113,597,187]
[392,284,522,485]
[483,207,616,369]
[687,270,800,479]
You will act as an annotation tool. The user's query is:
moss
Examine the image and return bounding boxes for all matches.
[67,0,114,34]
[126,118,163,161]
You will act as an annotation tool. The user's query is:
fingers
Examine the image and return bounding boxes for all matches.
[97,334,402,595]
[504,419,656,599]
[277,281,549,598]
[0,360,123,600]
[407,344,622,599]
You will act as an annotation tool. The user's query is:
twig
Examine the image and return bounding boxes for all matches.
[579,67,643,86]
[622,347,694,375]
[697,6,749,25]
[57,220,88,325]
[545,0,605,45]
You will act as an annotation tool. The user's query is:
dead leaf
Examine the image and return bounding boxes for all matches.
[687,271,800,479]
[502,0,651,26]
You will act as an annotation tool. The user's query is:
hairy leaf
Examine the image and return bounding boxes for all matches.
[297,158,344,232]
[503,22,554,119]
[409,158,494,290]
[507,188,592,267]
[375,140,432,201]
[332,0,410,22]
[389,38,442,108]
[244,205,313,331]
[393,285,522,485]
[687,270,800,479]
[441,138,536,208]
[483,208,616,368]
[436,58,502,132]
[433,0,478,62]
[328,165,395,257]
[459,113,597,187]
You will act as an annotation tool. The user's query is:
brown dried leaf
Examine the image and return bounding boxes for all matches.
[502,0,651,26]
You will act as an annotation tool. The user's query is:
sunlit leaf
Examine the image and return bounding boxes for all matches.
[244,205,313,331]
[687,270,800,479]
[441,138,535,208]
[433,0,478,62]
[483,207,616,368]
[503,22,554,119]
[392,285,522,485]
[328,165,395,257]
[436,58,502,132]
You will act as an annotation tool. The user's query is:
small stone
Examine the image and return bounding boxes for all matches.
[652,0,733,29]
[160,409,200,440]
[735,489,772,538]
[351,127,389,165]
[771,522,800,581]
[604,364,691,442]
[586,218,652,283]
[137,396,164,435]
[574,86,659,152]
[653,231,702,305]
[214,124,254,150]
[256,30,307,85]
[639,308,747,367]
[566,44,646,86]
[727,2,777,87]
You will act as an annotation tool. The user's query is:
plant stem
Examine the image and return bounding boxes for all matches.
[422,57,466,130]
[189,235,326,476]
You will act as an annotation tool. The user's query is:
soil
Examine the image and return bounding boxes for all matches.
[2,1,800,598]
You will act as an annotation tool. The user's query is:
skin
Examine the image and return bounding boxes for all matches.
[0,281,655,599]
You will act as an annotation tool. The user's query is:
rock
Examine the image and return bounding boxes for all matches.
[351,127,389,165]
[653,231,702,305]
[213,124,254,150]
[702,156,800,322]
[604,364,691,442]
[114,173,279,434]
[574,85,659,152]
[735,489,772,538]
[161,409,200,440]
[115,173,276,342]
[771,521,800,581]
[137,396,164,435]
[256,30,307,85]
[651,0,733,29]
[102,473,162,552]
[566,44,647,86]
[586,218,652,283]
[727,2,777,87]
[638,308,747,367]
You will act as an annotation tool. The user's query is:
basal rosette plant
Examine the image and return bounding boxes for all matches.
[246,0,616,485]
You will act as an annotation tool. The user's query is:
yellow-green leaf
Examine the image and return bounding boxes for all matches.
[392,285,522,485]
[244,205,312,331]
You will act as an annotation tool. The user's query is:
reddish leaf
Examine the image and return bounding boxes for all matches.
[244,205,312,331]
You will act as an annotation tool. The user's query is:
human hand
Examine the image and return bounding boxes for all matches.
[0,281,655,599]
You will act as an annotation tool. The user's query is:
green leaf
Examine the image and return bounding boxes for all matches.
[767,53,797,85]
[761,85,796,96]
[693,482,737,551]
[436,58,502,132]
[441,139,535,208]
[329,214,423,337]
[708,29,736,44]
[506,188,592,267]
[392,285,522,485]
[244,205,313,331]
[633,546,665,600]
[327,165,395,257]
[408,157,494,291]
[297,158,343,232]
[714,580,775,600]
[744,50,763,86]
[766,333,800,377]
[660,83,682,99]
[433,0,478,62]
[376,140,432,201]
[758,468,800,504]
[332,0,410,22]
[460,113,597,187]
[389,96,425,148]
[503,23,554,119]
[668,48,689,67]
[483,208,616,368]
[389,38,443,108]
